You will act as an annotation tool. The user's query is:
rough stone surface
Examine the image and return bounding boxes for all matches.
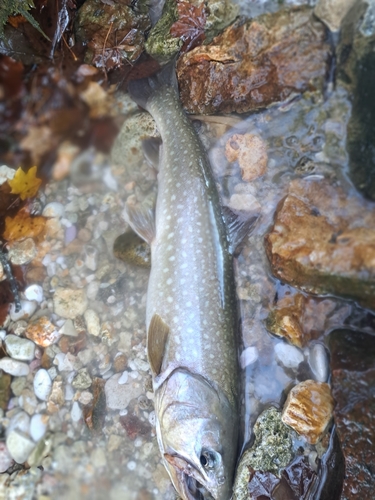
[84,309,101,337]
[33,369,52,401]
[53,288,88,319]
[315,0,357,31]
[177,6,331,114]
[72,368,92,390]
[0,441,13,472]
[25,316,60,347]
[265,179,375,310]
[282,380,333,445]
[0,357,29,376]
[6,430,35,463]
[225,134,268,182]
[4,334,36,361]
[329,329,375,499]
[7,238,37,265]
[105,372,143,410]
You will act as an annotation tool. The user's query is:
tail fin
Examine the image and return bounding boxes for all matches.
[127,61,178,110]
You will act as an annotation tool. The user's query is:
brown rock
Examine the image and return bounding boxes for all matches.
[225,134,268,182]
[25,316,60,347]
[113,353,128,373]
[83,377,106,433]
[265,179,375,310]
[282,379,333,444]
[120,413,152,441]
[47,378,65,414]
[177,6,330,114]
[266,293,307,347]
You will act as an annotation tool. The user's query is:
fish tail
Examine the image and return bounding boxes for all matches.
[127,61,178,110]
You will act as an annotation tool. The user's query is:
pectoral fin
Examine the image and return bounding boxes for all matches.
[142,138,162,170]
[222,206,258,256]
[124,202,155,245]
[148,313,170,376]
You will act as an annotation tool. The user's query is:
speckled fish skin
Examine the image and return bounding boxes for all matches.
[128,72,239,500]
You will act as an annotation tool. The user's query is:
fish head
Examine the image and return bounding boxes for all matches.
[155,368,238,500]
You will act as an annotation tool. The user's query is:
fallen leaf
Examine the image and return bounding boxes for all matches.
[170,0,207,53]
[7,166,42,200]
[3,209,46,241]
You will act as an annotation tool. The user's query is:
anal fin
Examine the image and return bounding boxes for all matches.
[148,313,170,376]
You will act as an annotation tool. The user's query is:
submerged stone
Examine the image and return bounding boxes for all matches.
[114,231,151,268]
[177,6,331,114]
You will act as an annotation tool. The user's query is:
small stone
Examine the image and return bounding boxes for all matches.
[24,284,44,303]
[0,358,29,376]
[78,391,93,405]
[25,317,60,347]
[266,293,307,348]
[315,0,357,32]
[113,232,151,268]
[71,401,82,422]
[6,430,35,463]
[113,353,128,373]
[240,347,259,369]
[308,343,329,382]
[91,447,106,468]
[7,411,30,437]
[33,369,52,401]
[282,380,334,444]
[227,193,261,216]
[8,238,37,265]
[4,334,36,361]
[10,300,38,322]
[84,245,98,271]
[0,164,15,185]
[58,319,78,337]
[53,288,88,319]
[86,280,100,300]
[0,441,13,472]
[27,436,52,467]
[0,373,11,409]
[42,202,65,218]
[105,372,143,410]
[120,413,152,441]
[225,134,268,182]
[47,378,65,414]
[30,414,48,441]
[275,342,304,369]
[10,376,27,397]
[72,368,92,390]
[84,309,101,337]
[19,388,38,415]
[78,228,92,242]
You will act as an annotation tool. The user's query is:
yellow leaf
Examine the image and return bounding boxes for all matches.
[8,166,42,200]
[3,211,46,242]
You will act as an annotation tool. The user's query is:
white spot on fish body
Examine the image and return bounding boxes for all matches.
[167,297,173,303]
[166,278,172,285]
[163,268,169,273]
[167,233,174,239]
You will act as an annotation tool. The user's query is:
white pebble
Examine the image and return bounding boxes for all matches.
[24,284,44,303]
[30,414,47,442]
[4,334,35,361]
[71,401,82,422]
[0,330,6,340]
[84,309,101,337]
[6,430,35,463]
[0,164,15,185]
[0,358,29,376]
[118,371,129,385]
[127,460,136,471]
[309,343,329,382]
[64,384,74,401]
[240,346,259,368]
[103,167,118,191]
[42,202,65,218]
[78,391,93,405]
[33,369,52,401]
[0,442,13,472]
[274,342,304,369]
[7,411,30,437]
[10,300,37,321]
[58,319,78,337]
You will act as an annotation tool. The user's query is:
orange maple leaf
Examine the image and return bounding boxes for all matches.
[8,166,42,200]
[3,210,46,242]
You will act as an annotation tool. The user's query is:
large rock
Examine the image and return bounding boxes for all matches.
[329,329,375,499]
[177,6,331,114]
[265,179,375,310]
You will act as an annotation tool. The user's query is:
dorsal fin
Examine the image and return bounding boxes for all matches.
[148,313,170,376]
[124,202,156,245]
[222,206,258,256]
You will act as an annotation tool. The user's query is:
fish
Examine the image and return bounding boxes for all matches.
[126,64,252,500]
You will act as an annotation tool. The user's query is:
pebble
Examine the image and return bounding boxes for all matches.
[71,401,82,422]
[225,133,268,182]
[105,372,143,410]
[0,261,4,281]
[91,447,107,468]
[118,371,129,384]
[0,441,13,472]
[8,238,37,265]
[24,284,44,303]
[6,430,36,463]
[0,164,15,185]
[58,319,78,337]
[0,358,29,376]
[86,281,100,300]
[72,368,92,390]
[19,388,38,415]
[4,334,36,361]
[25,316,60,347]
[7,411,30,437]
[10,300,38,322]
[274,342,304,369]
[308,343,329,382]
[30,414,48,441]
[227,193,261,216]
[53,288,88,319]
[84,245,98,271]
[240,346,259,368]
[84,309,101,336]
[78,391,93,405]
[33,369,52,401]
[42,202,65,218]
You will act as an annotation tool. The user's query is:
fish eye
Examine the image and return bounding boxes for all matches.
[200,450,216,469]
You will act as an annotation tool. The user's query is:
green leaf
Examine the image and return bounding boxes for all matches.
[0,0,50,40]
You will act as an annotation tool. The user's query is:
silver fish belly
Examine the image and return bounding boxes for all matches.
[127,71,241,500]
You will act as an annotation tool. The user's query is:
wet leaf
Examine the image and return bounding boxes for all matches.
[8,166,42,200]
[3,207,46,241]
[0,0,48,40]
[170,0,207,53]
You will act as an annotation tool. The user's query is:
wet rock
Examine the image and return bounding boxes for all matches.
[42,202,65,218]
[72,368,92,390]
[329,329,375,498]
[120,413,152,441]
[24,284,43,303]
[47,378,65,414]
[225,134,268,182]
[266,293,306,347]
[10,300,37,322]
[113,352,128,373]
[83,309,101,337]
[105,372,143,410]
[29,414,48,442]
[338,1,375,200]
[315,0,357,31]
[145,0,180,63]
[0,357,29,376]
[75,0,151,71]
[33,369,52,401]
[177,6,331,114]
[0,164,15,185]
[308,343,329,382]
[6,430,35,463]
[282,380,333,445]
[58,319,78,337]
[227,193,261,218]
[4,334,36,361]
[0,373,11,410]
[25,316,60,347]
[83,377,106,433]
[274,342,304,369]
[7,411,30,437]
[265,179,375,310]
[0,441,13,472]
[240,346,258,368]
[113,231,151,268]
[53,288,88,319]
[19,388,38,415]
[7,238,37,265]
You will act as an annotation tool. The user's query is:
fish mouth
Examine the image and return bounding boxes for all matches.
[183,474,214,500]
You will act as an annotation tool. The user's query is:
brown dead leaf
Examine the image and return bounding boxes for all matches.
[7,166,42,200]
[3,208,46,242]
[170,0,207,53]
